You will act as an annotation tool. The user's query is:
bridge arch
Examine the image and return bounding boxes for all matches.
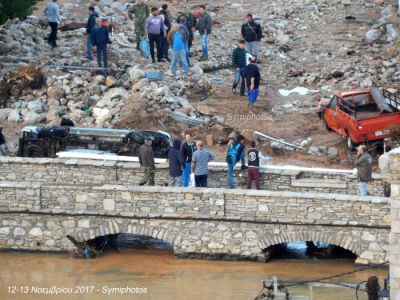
[258,229,362,257]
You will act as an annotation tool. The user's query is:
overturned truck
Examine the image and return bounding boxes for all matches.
[17,126,172,158]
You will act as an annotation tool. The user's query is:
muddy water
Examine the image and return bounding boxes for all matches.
[0,250,388,300]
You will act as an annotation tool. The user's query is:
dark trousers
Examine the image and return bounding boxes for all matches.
[384,181,391,197]
[96,44,108,73]
[48,22,58,46]
[195,174,208,187]
[148,33,163,61]
[247,167,260,189]
[161,35,169,59]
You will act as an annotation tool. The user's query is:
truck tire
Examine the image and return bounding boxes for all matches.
[24,144,45,157]
[345,132,357,151]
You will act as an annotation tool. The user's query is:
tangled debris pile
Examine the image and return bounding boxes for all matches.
[0,0,399,161]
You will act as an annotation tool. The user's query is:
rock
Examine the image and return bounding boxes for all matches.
[196,104,210,115]
[365,29,381,44]
[29,227,43,236]
[97,87,129,108]
[27,100,43,113]
[47,86,65,100]
[105,76,117,88]
[373,0,384,4]
[23,111,45,124]
[128,67,145,81]
[327,147,338,157]
[7,110,21,123]
[95,108,112,125]
[385,47,398,58]
[0,108,12,121]
[46,109,60,124]
[332,70,344,78]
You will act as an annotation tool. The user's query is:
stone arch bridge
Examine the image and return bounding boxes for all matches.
[0,182,390,264]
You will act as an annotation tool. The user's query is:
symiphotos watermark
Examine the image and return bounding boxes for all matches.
[226,113,274,122]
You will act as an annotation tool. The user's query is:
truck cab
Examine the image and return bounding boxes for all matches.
[321,88,400,150]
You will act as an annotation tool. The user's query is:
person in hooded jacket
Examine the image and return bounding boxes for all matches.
[168,139,185,186]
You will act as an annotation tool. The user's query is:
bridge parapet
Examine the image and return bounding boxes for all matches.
[0,157,385,195]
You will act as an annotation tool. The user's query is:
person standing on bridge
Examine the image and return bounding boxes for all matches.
[138,137,156,186]
[355,144,373,196]
[191,140,215,187]
[181,132,197,187]
[379,144,392,197]
[247,141,272,190]
[0,127,7,156]
[43,0,61,48]
[226,135,246,189]
[168,139,185,187]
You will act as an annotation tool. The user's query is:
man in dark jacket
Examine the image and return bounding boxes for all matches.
[0,127,6,156]
[168,139,185,186]
[91,18,112,75]
[355,144,373,196]
[159,4,172,62]
[180,132,197,187]
[177,8,197,53]
[245,56,261,111]
[247,141,272,189]
[86,6,98,60]
[139,137,156,186]
[241,13,263,59]
[196,5,212,60]
[232,40,247,96]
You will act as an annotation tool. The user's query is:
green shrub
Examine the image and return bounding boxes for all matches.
[0,0,38,25]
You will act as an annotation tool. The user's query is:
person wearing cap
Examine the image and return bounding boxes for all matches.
[355,144,373,196]
[127,0,149,50]
[0,127,6,156]
[43,0,61,48]
[145,7,166,63]
[245,56,261,111]
[138,137,156,186]
[86,6,99,60]
[91,17,112,75]
[241,13,263,59]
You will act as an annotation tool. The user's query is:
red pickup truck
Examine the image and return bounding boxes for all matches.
[319,88,400,150]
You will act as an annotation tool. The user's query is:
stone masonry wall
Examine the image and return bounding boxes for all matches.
[0,157,384,195]
[388,149,400,299]
[0,182,390,264]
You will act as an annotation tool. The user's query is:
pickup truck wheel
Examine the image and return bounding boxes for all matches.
[24,144,45,157]
[346,135,357,151]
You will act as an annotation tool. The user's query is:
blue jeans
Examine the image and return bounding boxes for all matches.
[171,49,189,76]
[248,87,259,104]
[228,163,235,189]
[359,182,369,196]
[233,67,246,95]
[183,162,191,187]
[185,41,190,65]
[86,35,93,59]
[200,34,208,57]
